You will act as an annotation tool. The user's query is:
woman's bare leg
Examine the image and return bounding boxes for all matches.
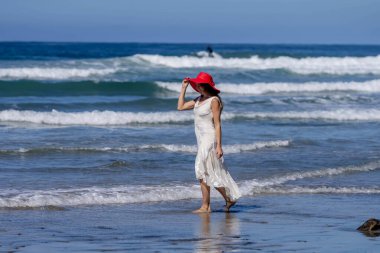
[192,179,211,213]
[215,187,237,212]
[215,187,228,202]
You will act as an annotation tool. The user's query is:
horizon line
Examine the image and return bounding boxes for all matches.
[0,40,380,46]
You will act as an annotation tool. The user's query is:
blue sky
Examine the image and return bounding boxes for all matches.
[0,0,379,44]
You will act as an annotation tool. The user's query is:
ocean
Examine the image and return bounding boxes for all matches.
[0,42,379,252]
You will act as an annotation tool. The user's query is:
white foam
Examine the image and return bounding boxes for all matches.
[156,79,380,94]
[0,185,202,208]
[251,186,380,195]
[134,54,380,74]
[1,109,380,125]
[222,141,291,153]
[239,160,380,193]
[0,67,120,80]
[195,50,223,59]
[2,54,380,81]
[156,82,197,93]
[1,184,379,208]
[243,109,380,121]
[147,141,290,153]
[1,140,290,154]
[1,161,378,208]
[0,109,193,125]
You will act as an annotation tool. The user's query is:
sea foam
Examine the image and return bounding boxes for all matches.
[156,79,380,94]
[0,140,290,154]
[134,54,380,74]
[238,160,380,193]
[1,161,379,208]
[0,67,120,80]
[0,109,193,125]
[1,54,380,81]
[243,109,380,121]
[1,109,380,125]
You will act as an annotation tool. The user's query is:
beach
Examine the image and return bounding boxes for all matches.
[0,42,379,252]
[1,196,379,252]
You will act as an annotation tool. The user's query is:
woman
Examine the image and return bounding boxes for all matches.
[177,72,241,213]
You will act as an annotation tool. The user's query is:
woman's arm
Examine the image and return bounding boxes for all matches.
[177,79,196,111]
[211,97,223,158]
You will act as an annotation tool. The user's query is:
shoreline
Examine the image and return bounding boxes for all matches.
[1,194,379,252]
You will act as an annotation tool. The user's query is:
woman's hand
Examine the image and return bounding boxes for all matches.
[182,78,190,89]
[216,145,223,159]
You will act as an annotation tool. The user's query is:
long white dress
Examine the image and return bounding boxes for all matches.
[194,96,241,201]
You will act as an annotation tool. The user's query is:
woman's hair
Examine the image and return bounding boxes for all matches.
[200,83,224,113]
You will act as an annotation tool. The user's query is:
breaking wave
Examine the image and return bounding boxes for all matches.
[156,79,380,94]
[1,53,380,82]
[238,160,380,192]
[134,54,380,74]
[251,186,380,195]
[243,109,380,121]
[1,109,380,125]
[0,67,121,80]
[0,109,193,125]
[0,140,290,155]
[1,161,379,208]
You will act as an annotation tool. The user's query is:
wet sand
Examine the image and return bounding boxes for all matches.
[1,194,379,253]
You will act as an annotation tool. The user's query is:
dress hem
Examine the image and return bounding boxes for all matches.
[195,174,241,201]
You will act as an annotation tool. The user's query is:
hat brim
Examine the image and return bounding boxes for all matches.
[186,77,220,94]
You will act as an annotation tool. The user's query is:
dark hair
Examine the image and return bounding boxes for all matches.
[200,83,223,113]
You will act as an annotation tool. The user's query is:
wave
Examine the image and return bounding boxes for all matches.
[0,67,121,80]
[243,109,380,121]
[238,160,380,192]
[133,54,380,74]
[156,79,380,94]
[2,186,379,209]
[1,109,380,126]
[1,53,380,82]
[251,186,380,195]
[156,141,291,154]
[264,95,376,105]
[0,109,193,125]
[0,140,290,155]
[1,161,379,208]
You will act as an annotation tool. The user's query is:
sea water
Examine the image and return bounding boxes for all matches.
[0,43,379,252]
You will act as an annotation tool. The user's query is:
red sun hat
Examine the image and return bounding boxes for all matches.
[185,72,220,94]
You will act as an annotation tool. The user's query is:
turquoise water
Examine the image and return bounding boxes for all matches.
[0,42,379,252]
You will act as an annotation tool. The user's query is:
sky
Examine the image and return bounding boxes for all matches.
[0,0,379,44]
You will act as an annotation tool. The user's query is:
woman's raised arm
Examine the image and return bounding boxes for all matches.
[177,79,196,111]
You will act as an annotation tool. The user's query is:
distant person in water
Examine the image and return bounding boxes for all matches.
[206,45,214,57]
[177,72,241,213]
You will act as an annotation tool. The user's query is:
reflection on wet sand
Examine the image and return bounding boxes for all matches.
[194,212,241,253]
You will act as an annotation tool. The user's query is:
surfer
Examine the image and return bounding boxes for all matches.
[206,45,214,57]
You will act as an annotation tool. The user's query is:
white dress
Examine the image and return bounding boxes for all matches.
[194,96,241,201]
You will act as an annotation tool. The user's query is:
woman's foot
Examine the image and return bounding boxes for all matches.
[224,200,237,212]
[192,205,211,213]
